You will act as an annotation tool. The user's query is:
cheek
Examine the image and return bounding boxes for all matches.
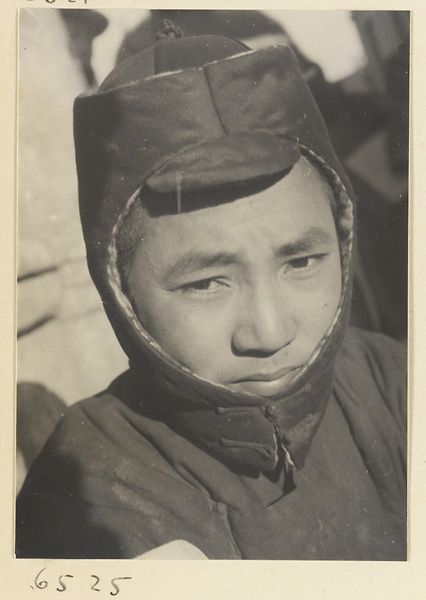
[137,293,231,378]
[295,258,342,340]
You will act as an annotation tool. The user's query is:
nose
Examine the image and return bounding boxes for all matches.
[231,283,297,356]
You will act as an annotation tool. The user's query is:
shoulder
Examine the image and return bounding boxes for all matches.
[16,378,236,559]
[334,327,406,423]
[338,327,406,369]
[331,329,407,521]
[37,383,178,474]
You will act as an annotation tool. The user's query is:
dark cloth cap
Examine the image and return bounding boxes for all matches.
[74,35,347,258]
[100,34,250,88]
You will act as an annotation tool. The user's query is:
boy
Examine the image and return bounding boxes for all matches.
[16,27,406,560]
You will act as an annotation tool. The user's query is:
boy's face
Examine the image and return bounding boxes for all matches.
[128,157,342,397]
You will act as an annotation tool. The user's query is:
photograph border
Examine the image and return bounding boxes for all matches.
[1,1,424,598]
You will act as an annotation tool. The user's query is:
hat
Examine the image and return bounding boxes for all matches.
[74,28,349,258]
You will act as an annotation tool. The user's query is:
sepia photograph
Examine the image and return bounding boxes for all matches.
[15,8,408,562]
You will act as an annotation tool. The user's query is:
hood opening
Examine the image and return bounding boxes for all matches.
[107,146,354,406]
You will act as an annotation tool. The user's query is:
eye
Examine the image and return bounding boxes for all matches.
[286,253,328,274]
[288,257,311,269]
[181,277,226,294]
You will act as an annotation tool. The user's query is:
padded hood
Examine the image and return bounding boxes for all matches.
[74,34,355,471]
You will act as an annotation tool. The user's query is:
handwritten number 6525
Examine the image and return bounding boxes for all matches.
[32,569,132,594]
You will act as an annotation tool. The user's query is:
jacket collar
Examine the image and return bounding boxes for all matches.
[115,347,335,473]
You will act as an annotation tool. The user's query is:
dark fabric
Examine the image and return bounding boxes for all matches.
[16,329,406,560]
[153,34,249,73]
[122,348,335,472]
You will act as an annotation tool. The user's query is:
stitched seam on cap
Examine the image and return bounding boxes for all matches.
[95,46,285,95]
[203,64,229,136]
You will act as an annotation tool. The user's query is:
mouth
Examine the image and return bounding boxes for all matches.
[230,366,301,397]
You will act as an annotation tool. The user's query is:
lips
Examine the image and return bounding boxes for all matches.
[230,366,301,397]
[234,366,300,383]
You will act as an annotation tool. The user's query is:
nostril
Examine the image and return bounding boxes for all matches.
[231,318,296,356]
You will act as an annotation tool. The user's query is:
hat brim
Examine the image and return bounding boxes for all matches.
[146,132,301,194]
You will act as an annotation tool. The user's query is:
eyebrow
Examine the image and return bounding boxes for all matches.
[163,226,335,280]
[275,226,335,257]
[163,251,239,281]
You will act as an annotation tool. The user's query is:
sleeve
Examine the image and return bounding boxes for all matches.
[16,397,240,559]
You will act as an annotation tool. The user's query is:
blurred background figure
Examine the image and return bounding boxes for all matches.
[17,9,409,491]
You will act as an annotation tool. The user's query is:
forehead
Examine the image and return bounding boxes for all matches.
[136,157,336,259]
